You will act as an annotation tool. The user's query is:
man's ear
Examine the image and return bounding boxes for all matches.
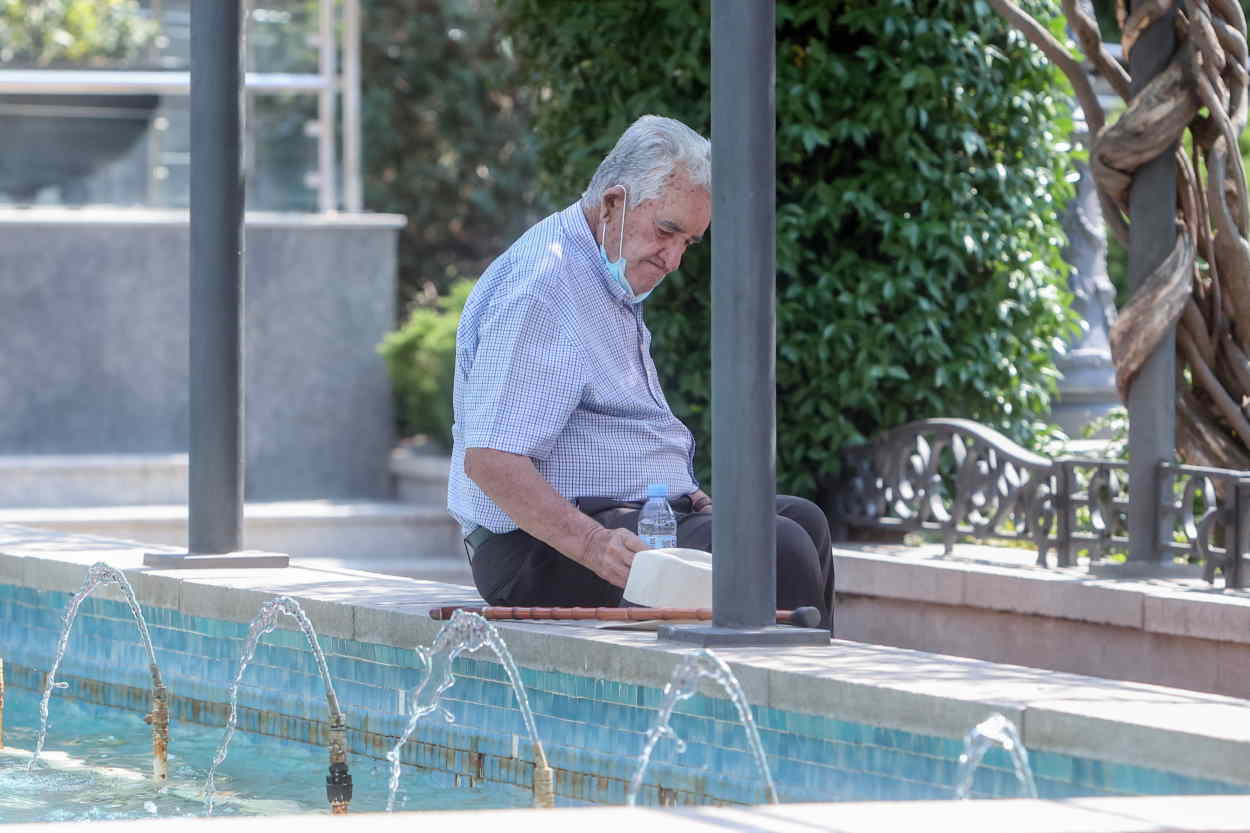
[599,187,623,225]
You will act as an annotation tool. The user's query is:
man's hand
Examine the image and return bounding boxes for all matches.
[465,447,651,586]
[691,488,713,513]
[581,526,648,588]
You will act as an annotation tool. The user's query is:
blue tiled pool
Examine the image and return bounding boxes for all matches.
[0,581,1245,817]
[1,686,532,822]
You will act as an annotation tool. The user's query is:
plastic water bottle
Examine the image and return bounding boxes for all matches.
[638,483,677,550]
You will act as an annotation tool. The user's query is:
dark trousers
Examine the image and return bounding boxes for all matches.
[467,495,835,631]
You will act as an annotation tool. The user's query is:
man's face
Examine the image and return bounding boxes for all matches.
[599,174,711,296]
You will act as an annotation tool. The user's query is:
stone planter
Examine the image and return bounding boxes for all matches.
[0,93,159,202]
[390,443,451,506]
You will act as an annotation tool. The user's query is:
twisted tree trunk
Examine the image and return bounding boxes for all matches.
[989,0,1250,470]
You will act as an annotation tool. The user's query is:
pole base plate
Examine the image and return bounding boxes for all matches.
[656,624,830,647]
[142,551,289,569]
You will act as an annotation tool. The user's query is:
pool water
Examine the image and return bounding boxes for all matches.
[0,686,533,823]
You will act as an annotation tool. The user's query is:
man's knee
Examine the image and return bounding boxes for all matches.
[774,516,831,625]
[777,493,825,526]
[777,495,831,554]
[775,517,821,577]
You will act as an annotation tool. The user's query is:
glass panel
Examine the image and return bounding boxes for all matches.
[0,0,327,210]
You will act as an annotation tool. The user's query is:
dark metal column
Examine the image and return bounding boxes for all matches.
[708,0,776,630]
[1124,5,1178,568]
[144,4,286,569]
[659,0,825,646]
[187,0,245,555]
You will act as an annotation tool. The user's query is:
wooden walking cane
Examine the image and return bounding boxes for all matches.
[428,605,823,628]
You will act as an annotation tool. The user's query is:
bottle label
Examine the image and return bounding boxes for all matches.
[640,535,677,550]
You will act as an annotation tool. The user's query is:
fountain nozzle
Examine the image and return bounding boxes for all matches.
[147,682,169,781]
[532,747,555,808]
[326,761,353,813]
[326,718,352,814]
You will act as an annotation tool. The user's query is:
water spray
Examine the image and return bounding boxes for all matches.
[29,563,169,782]
[387,610,555,810]
[954,712,1038,799]
[628,649,778,806]
[204,596,350,816]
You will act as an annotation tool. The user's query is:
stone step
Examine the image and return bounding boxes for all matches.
[0,453,188,508]
[0,448,458,511]
[291,553,473,586]
[0,500,469,584]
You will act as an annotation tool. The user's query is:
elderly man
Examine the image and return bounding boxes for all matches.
[448,115,834,629]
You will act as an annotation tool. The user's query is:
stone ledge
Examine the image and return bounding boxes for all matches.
[0,453,188,509]
[389,446,451,505]
[5,522,1250,787]
[0,500,449,523]
[7,795,1250,833]
[388,446,452,480]
[0,504,461,568]
[0,453,188,471]
[833,542,1250,644]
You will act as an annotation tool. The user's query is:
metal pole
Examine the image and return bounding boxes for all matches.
[1125,4,1177,567]
[658,0,826,647]
[187,0,244,555]
[317,0,338,212]
[710,0,776,630]
[343,0,363,211]
[1237,478,1250,589]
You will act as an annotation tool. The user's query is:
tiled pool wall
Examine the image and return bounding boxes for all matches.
[0,582,1244,806]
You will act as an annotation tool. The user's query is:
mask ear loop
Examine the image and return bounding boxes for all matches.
[600,185,628,261]
[615,185,627,261]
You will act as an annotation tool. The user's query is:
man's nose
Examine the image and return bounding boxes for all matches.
[660,243,685,273]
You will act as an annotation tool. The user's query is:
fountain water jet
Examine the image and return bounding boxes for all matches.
[27,563,169,781]
[386,609,555,810]
[202,595,352,815]
[954,712,1038,799]
[627,649,777,806]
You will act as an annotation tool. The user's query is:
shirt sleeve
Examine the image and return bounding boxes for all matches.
[462,288,584,460]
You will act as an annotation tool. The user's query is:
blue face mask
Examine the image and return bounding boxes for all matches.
[600,185,652,304]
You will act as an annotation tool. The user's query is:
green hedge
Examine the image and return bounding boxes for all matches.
[0,0,158,67]
[361,0,546,309]
[500,0,1078,505]
[378,279,475,450]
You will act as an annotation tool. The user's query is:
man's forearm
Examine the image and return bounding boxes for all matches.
[463,447,603,565]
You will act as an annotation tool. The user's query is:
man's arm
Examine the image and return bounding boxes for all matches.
[464,447,646,588]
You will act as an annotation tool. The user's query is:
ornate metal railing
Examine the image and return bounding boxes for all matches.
[1157,463,1250,586]
[831,419,1250,587]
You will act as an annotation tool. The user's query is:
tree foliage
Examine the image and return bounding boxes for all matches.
[361,0,546,312]
[0,0,157,67]
[500,0,1077,504]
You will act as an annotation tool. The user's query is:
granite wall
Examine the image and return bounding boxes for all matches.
[0,209,405,500]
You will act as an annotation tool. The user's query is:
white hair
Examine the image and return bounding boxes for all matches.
[580,115,711,210]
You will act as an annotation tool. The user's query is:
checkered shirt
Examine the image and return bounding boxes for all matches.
[448,202,699,535]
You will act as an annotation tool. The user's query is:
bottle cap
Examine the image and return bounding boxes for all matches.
[646,483,667,498]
